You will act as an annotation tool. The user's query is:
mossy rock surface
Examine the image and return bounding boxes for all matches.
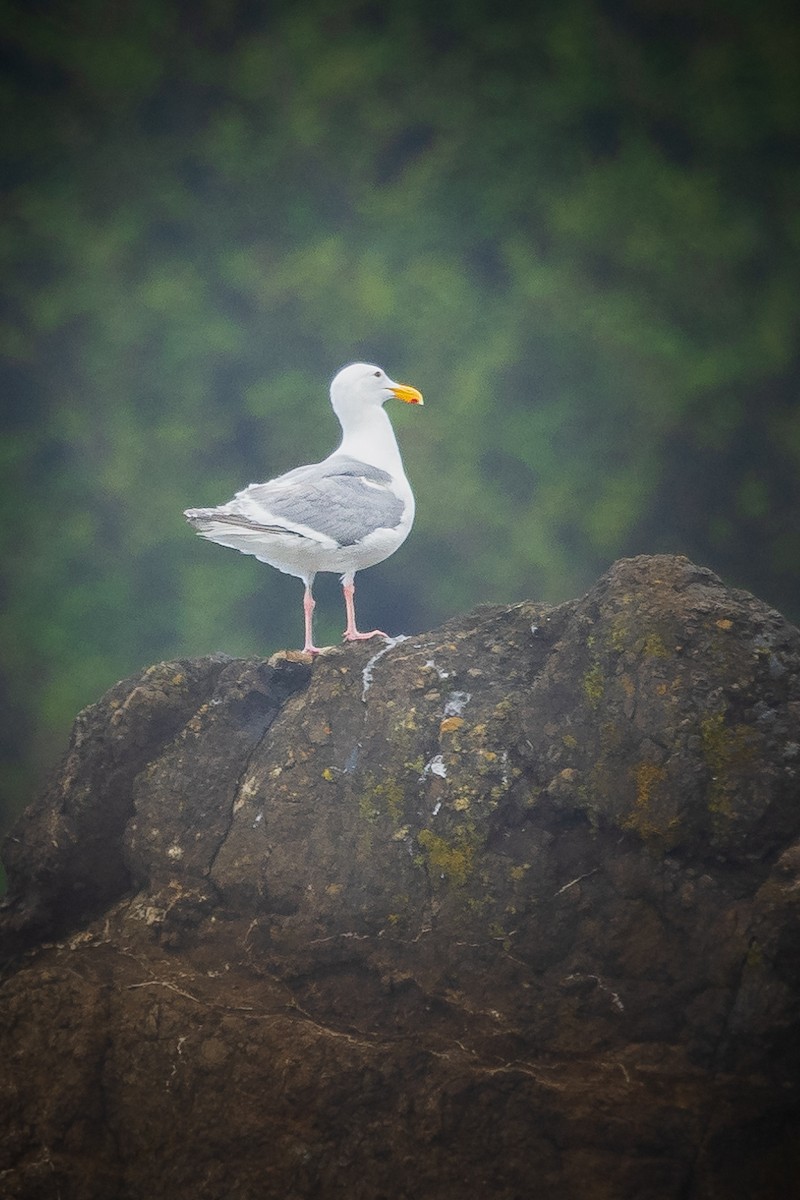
[2,555,800,1200]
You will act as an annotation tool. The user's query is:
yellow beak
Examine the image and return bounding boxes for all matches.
[390,382,424,406]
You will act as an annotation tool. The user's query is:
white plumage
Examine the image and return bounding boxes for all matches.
[185,362,423,654]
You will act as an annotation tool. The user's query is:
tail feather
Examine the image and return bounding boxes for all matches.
[184,508,302,539]
[184,507,220,529]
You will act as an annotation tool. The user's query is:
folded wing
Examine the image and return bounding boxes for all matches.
[186,455,405,549]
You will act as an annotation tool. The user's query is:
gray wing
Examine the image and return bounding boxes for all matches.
[236,455,405,547]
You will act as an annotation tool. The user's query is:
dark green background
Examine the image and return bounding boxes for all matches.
[2,0,799,830]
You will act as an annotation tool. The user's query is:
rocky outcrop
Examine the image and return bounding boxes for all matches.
[2,555,799,1199]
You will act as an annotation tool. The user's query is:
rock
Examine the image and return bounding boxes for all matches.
[1,555,799,1199]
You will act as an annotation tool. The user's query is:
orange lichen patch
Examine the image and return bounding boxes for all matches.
[634,762,667,810]
[439,716,465,735]
[622,761,682,850]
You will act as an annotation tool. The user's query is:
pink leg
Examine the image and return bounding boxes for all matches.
[342,577,388,643]
[302,583,324,655]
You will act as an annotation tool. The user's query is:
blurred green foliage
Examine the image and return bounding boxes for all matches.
[2,0,799,827]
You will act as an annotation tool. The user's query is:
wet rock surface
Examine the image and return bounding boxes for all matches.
[2,555,799,1199]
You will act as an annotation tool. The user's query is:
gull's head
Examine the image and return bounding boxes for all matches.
[330,363,423,422]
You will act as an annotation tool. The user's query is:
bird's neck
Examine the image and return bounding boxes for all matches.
[336,406,405,476]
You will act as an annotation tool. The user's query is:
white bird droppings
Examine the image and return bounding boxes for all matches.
[361,635,408,700]
[443,691,471,717]
[424,659,451,680]
[423,754,448,779]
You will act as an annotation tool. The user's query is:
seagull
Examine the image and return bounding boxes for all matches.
[185,362,423,655]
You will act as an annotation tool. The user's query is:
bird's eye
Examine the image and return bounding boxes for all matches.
[374,370,382,377]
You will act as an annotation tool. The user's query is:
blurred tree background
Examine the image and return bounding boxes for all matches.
[2,0,799,833]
